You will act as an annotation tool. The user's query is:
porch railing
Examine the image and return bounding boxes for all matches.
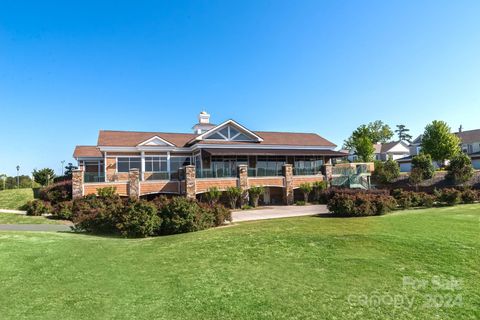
[293,168,322,176]
[247,168,282,177]
[196,168,237,179]
[84,172,105,183]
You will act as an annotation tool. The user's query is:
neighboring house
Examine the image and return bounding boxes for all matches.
[73,111,347,204]
[397,126,480,171]
[344,141,410,162]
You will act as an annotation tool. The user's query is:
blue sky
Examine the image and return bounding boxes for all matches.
[1,0,479,176]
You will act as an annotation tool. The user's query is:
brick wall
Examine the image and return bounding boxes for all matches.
[196,178,238,193]
[292,175,324,188]
[84,182,129,196]
[140,181,179,195]
[248,177,284,187]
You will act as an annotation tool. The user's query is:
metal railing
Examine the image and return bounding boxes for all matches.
[84,172,105,183]
[293,168,322,176]
[196,168,237,179]
[247,168,282,177]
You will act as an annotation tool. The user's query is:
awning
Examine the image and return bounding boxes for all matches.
[203,148,347,157]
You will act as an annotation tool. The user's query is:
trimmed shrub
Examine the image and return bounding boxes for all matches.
[437,188,462,206]
[204,187,222,205]
[373,159,400,184]
[446,153,474,185]
[295,201,306,206]
[411,154,435,180]
[116,200,161,238]
[72,194,124,234]
[53,201,73,220]
[38,180,72,204]
[97,186,117,198]
[327,193,396,217]
[25,200,52,216]
[461,189,477,204]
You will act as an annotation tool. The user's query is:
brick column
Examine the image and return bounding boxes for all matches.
[128,168,140,199]
[72,168,84,199]
[282,164,294,205]
[184,165,196,200]
[237,164,249,206]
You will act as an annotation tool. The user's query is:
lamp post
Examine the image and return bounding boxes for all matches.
[61,160,65,176]
[0,174,6,190]
[16,165,20,188]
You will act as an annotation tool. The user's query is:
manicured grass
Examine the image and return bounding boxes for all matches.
[0,205,479,319]
[0,212,64,224]
[0,188,34,209]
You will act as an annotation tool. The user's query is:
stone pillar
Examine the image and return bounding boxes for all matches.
[184,165,196,200]
[324,164,333,186]
[128,168,140,199]
[282,164,294,205]
[237,164,249,205]
[72,168,84,199]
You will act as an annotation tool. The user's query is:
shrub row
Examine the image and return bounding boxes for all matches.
[327,192,397,217]
[70,195,231,238]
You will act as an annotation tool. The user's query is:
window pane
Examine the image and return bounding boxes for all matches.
[219,127,229,137]
[145,162,153,172]
[130,159,141,169]
[118,162,129,172]
[232,133,252,141]
[206,132,225,140]
[229,127,239,138]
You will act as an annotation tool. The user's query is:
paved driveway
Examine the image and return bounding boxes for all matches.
[0,224,72,232]
[231,204,329,222]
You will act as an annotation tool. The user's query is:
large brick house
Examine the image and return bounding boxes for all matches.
[72,112,348,204]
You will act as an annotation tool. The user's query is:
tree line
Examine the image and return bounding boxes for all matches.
[0,163,77,190]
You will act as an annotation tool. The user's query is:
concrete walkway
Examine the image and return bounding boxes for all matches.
[231,204,329,222]
[0,224,72,232]
[0,209,27,214]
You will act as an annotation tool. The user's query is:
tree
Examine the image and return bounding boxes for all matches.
[343,120,393,149]
[421,120,461,163]
[298,183,313,203]
[352,135,375,162]
[225,186,242,209]
[32,168,56,187]
[373,159,400,184]
[312,181,328,202]
[446,153,474,185]
[64,163,78,177]
[411,154,435,180]
[395,124,413,142]
[409,167,424,191]
[0,174,6,190]
[248,186,265,207]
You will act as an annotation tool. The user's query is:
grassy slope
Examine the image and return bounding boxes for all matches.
[0,212,64,224]
[0,205,479,320]
[0,188,34,209]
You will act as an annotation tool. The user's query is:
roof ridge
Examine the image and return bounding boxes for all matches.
[99,129,198,135]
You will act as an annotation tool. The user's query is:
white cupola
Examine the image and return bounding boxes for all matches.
[192,111,216,134]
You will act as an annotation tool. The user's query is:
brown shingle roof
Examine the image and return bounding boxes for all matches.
[455,129,480,144]
[73,146,102,158]
[97,130,337,148]
[97,130,197,147]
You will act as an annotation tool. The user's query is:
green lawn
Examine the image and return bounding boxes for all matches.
[0,212,64,224]
[0,188,34,209]
[0,205,479,320]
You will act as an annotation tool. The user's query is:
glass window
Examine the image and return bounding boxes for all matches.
[117,157,141,173]
[170,156,191,179]
[219,127,229,138]
[229,127,239,138]
[145,156,167,172]
[205,132,225,140]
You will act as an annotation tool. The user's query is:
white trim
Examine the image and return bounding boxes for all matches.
[104,152,107,182]
[192,144,335,150]
[167,152,171,179]
[141,151,145,181]
[137,135,175,147]
[193,119,264,142]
